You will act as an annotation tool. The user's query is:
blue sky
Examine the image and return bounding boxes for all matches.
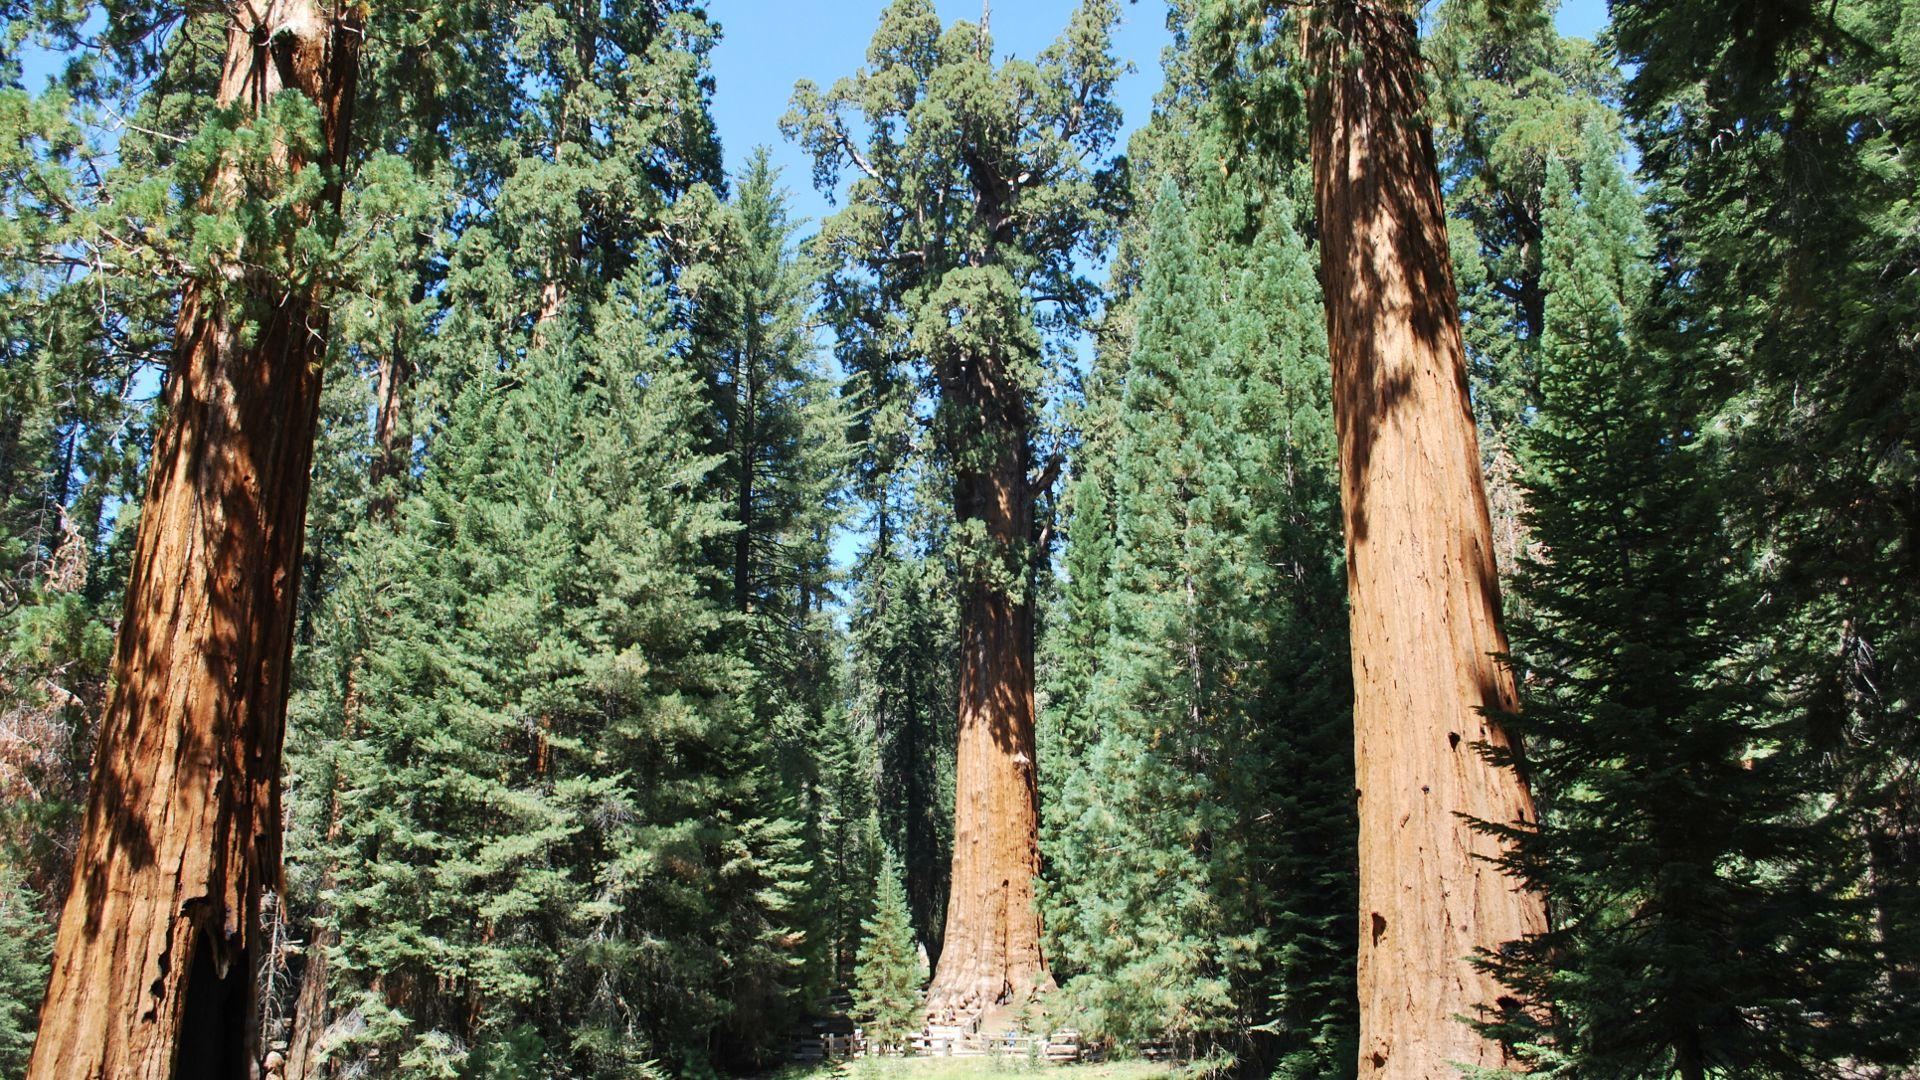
[706,0,1613,219]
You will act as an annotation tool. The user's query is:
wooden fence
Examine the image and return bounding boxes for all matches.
[808,1028,1085,1064]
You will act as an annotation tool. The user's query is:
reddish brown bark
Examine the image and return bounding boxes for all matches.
[924,347,1052,1020]
[365,339,413,522]
[1305,3,1548,1076]
[26,3,363,1077]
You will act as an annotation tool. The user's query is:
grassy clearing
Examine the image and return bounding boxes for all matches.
[769,1057,1178,1080]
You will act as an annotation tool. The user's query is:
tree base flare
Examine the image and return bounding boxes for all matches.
[923,965,1055,1025]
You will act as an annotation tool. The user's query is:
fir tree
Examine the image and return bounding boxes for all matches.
[1473,141,1880,1078]
[853,855,927,1055]
[682,148,866,1003]
[322,271,809,1074]
[1611,0,1920,1036]
[850,465,960,963]
[1052,180,1242,1050]
[1427,0,1619,583]
[1042,168,1354,1073]
[0,865,50,1080]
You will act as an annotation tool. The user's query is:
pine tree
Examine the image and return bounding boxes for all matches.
[1221,177,1357,1080]
[1053,180,1243,1050]
[1473,140,1883,1078]
[1040,15,1359,1062]
[853,855,927,1055]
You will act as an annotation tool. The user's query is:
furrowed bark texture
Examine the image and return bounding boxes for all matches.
[1305,3,1548,1076]
[925,346,1051,1020]
[27,3,363,1077]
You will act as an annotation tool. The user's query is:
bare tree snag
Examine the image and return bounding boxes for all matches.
[26,3,363,1077]
[1305,2,1549,1076]
[925,342,1052,1020]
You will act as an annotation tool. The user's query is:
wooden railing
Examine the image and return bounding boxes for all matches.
[808,1028,1085,1063]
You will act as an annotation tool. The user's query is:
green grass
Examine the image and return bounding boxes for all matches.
[771,1057,1177,1080]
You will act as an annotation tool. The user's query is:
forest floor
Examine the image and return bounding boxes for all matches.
[773,1059,1178,1080]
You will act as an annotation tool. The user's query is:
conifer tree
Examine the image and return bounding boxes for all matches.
[786,0,1124,1016]
[1305,6,1548,1070]
[1426,0,1618,582]
[1221,179,1357,1080]
[1042,164,1354,1073]
[1191,2,1549,1072]
[26,1,367,1073]
[3,1,254,1052]
[1474,140,1883,1079]
[1610,0,1919,1031]
[682,149,866,1001]
[1036,376,1118,795]
[1047,180,1243,1051]
[849,479,961,965]
[686,149,844,633]
[1044,12,1358,1066]
[0,866,50,1080]
[853,855,927,1055]
[323,285,807,1074]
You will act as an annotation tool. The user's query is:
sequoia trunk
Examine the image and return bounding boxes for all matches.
[1305,3,1548,1076]
[925,347,1051,1019]
[27,3,362,1077]
[366,313,415,522]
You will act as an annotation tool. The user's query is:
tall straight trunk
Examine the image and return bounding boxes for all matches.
[734,362,756,614]
[365,299,417,522]
[902,651,937,964]
[925,347,1051,1019]
[27,3,362,1077]
[1305,3,1547,1076]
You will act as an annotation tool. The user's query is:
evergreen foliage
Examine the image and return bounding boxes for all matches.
[1473,139,1883,1078]
[1610,0,1920,1040]
[1041,162,1353,1073]
[852,855,927,1055]
[849,487,960,961]
[683,148,869,1004]
[323,293,807,1075]
[1,1,1917,1077]
[1427,0,1620,582]
[0,864,51,1080]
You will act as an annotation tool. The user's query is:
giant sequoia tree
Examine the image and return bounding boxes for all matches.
[1193,0,1550,1073]
[1304,5,1548,1073]
[25,1,365,1076]
[786,0,1122,1016]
